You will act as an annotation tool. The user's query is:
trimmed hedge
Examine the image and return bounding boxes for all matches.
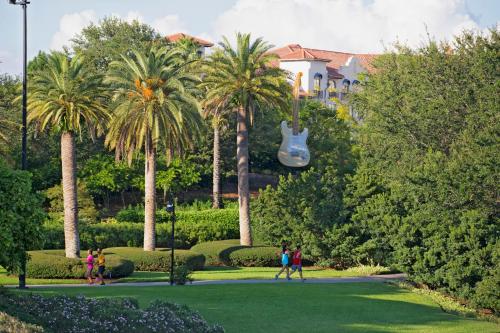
[104,247,205,271]
[190,240,242,266]
[228,247,281,267]
[42,208,239,250]
[26,250,134,279]
[191,240,280,267]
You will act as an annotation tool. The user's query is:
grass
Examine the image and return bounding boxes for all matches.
[0,265,390,285]
[117,266,390,283]
[16,283,499,333]
[0,267,85,285]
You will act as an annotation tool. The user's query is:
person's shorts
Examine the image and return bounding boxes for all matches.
[85,268,93,278]
[291,264,302,272]
[97,266,105,275]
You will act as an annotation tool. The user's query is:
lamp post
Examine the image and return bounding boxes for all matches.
[8,0,30,289]
[166,199,176,286]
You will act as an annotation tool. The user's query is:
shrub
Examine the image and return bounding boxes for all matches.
[167,265,193,285]
[191,240,280,267]
[45,181,99,223]
[228,247,280,267]
[191,240,242,266]
[0,290,224,333]
[104,247,205,271]
[0,311,44,333]
[26,250,134,279]
[43,208,239,250]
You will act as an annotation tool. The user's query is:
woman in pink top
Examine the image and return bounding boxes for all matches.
[85,249,94,285]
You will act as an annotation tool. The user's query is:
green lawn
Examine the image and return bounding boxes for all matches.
[0,266,389,285]
[118,266,390,283]
[17,283,498,333]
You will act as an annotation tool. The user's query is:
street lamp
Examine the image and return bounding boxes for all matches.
[166,199,176,286]
[8,0,30,290]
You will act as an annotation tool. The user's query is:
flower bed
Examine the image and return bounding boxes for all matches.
[0,289,224,333]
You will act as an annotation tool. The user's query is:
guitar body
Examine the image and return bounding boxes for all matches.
[278,121,310,167]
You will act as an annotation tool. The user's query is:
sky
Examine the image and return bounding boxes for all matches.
[0,0,498,75]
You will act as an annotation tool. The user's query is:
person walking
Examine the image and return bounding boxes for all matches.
[85,249,94,285]
[95,248,106,285]
[275,244,291,280]
[289,245,305,282]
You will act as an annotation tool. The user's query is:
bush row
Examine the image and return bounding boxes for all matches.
[191,240,281,267]
[104,247,205,271]
[26,250,135,279]
[0,289,223,333]
[42,208,239,250]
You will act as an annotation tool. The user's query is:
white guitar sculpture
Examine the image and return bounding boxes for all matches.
[278,72,310,167]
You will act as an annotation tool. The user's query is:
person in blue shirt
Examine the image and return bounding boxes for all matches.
[274,242,291,280]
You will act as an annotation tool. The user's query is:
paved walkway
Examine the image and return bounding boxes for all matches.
[6,273,405,289]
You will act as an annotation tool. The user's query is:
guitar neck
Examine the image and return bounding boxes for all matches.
[292,99,299,135]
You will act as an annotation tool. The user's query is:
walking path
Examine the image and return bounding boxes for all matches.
[6,273,405,289]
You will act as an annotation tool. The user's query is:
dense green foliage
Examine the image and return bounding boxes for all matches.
[0,162,45,274]
[253,101,356,264]
[0,290,223,333]
[43,208,239,250]
[104,247,205,271]
[26,250,134,279]
[344,31,500,312]
[72,17,162,73]
[44,181,99,223]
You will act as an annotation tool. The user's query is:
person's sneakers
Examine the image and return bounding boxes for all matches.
[301,278,306,282]
[274,274,279,280]
[100,282,105,286]
[287,276,291,281]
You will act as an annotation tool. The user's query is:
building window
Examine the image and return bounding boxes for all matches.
[327,79,337,98]
[352,79,360,92]
[313,73,323,93]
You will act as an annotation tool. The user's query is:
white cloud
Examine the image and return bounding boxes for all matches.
[50,10,97,50]
[211,0,480,53]
[0,50,21,75]
[152,15,187,35]
[124,11,144,24]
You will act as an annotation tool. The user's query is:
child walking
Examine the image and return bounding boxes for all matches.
[275,244,291,280]
[289,245,305,282]
[85,249,94,285]
[95,248,106,285]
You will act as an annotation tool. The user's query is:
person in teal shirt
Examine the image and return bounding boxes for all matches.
[274,243,291,280]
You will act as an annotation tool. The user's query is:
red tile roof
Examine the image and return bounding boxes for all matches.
[280,48,330,62]
[270,44,378,78]
[166,33,214,47]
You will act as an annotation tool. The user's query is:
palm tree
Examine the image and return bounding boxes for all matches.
[201,33,290,246]
[201,97,230,209]
[28,52,109,258]
[105,46,202,251]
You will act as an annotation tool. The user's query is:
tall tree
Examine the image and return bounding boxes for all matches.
[105,46,202,251]
[201,97,230,208]
[201,33,290,245]
[27,52,109,258]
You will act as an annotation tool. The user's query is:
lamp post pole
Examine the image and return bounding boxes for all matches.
[166,199,176,286]
[8,0,30,289]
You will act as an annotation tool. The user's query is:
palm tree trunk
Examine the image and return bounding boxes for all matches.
[61,132,80,258]
[144,134,156,251]
[212,125,222,209]
[236,106,252,246]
